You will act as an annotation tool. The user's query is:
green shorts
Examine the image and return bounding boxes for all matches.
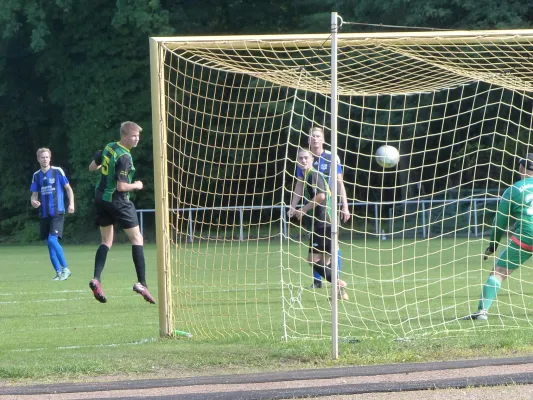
[495,240,533,270]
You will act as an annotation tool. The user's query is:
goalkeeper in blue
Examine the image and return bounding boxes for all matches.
[30,148,75,281]
[463,154,533,321]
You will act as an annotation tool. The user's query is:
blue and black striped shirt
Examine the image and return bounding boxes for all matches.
[30,167,70,218]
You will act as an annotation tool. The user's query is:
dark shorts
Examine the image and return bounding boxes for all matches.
[309,226,331,255]
[95,198,139,229]
[40,214,65,240]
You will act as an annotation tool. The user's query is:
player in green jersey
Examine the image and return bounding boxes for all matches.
[288,148,348,300]
[464,154,533,321]
[87,121,155,304]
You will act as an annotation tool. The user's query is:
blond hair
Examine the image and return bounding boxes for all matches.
[308,126,324,136]
[298,147,314,158]
[120,121,142,136]
[36,148,51,159]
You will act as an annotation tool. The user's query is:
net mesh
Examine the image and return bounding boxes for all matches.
[152,30,533,339]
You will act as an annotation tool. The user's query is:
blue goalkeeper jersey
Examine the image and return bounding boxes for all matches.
[296,150,343,186]
[30,167,70,218]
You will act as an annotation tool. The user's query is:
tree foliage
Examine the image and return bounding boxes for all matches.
[0,0,531,240]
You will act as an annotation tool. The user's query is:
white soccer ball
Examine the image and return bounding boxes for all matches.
[375,145,400,168]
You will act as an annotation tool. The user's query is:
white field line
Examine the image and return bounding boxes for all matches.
[11,337,157,352]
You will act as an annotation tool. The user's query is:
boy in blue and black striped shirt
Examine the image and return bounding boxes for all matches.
[30,148,75,281]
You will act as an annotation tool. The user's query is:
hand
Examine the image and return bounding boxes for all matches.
[341,206,351,223]
[287,207,296,219]
[483,245,495,261]
[68,205,75,214]
[31,199,41,208]
[293,209,304,221]
[133,180,143,190]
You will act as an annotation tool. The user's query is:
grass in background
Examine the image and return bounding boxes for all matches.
[2,242,533,383]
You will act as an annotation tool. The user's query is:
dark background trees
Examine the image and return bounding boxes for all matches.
[0,0,531,241]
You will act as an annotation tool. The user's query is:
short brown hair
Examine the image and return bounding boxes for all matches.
[120,121,142,136]
[36,148,51,158]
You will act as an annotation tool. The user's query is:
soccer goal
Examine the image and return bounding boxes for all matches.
[149,18,533,344]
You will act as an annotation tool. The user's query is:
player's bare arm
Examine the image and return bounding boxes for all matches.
[30,192,40,208]
[88,160,101,171]
[89,150,102,171]
[294,192,326,221]
[65,184,75,213]
[288,180,304,218]
[117,180,143,192]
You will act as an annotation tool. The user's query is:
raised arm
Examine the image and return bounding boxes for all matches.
[89,150,102,171]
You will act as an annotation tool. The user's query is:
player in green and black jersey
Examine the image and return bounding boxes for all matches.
[87,121,155,305]
[288,148,348,300]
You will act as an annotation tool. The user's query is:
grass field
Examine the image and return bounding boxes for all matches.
[172,236,533,339]
[2,241,533,382]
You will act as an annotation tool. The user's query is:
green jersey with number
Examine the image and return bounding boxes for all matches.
[490,177,533,248]
[303,168,332,230]
[95,142,135,203]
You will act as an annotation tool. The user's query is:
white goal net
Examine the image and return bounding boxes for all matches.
[150,28,533,340]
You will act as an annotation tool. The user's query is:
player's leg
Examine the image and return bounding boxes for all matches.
[94,225,113,281]
[47,215,71,281]
[41,218,61,279]
[305,214,322,288]
[323,227,348,300]
[311,227,348,300]
[90,200,113,303]
[464,242,526,320]
[308,229,324,285]
[310,227,331,281]
[119,202,155,304]
[311,270,323,288]
[480,243,527,311]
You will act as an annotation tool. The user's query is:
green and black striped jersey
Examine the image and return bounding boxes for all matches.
[303,168,331,230]
[95,142,135,203]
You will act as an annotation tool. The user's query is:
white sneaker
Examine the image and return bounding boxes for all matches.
[462,309,488,321]
[52,273,61,281]
[59,268,71,281]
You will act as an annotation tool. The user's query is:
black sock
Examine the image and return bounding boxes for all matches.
[132,245,147,287]
[312,263,328,282]
[94,244,109,281]
[324,263,332,282]
[313,262,332,282]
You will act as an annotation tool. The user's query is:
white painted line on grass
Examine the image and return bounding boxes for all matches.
[11,337,157,352]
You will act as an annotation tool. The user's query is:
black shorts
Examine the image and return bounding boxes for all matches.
[309,226,331,255]
[40,214,65,240]
[95,198,139,229]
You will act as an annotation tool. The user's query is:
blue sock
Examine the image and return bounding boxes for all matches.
[313,269,322,281]
[47,235,68,270]
[47,237,61,273]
